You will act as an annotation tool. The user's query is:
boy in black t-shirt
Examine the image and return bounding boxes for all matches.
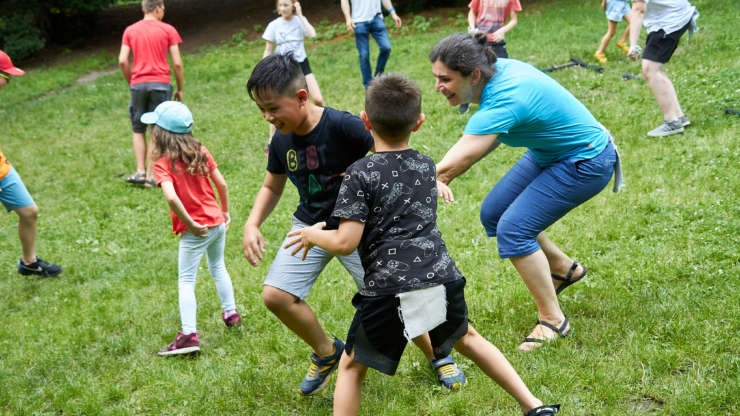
[243,55,465,396]
[285,74,561,416]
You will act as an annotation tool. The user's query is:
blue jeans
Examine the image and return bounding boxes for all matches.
[354,15,392,88]
[480,142,617,258]
[178,223,236,333]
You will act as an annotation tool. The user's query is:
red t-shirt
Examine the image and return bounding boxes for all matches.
[121,19,182,85]
[154,146,224,235]
[468,0,522,42]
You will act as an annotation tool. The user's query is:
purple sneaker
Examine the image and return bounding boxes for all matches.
[158,331,200,356]
[222,311,242,328]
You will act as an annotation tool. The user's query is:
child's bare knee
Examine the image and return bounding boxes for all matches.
[16,205,38,222]
[262,285,294,312]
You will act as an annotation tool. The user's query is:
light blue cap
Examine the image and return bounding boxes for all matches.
[140,101,193,134]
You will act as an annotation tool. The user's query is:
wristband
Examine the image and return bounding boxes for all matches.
[388,7,395,13]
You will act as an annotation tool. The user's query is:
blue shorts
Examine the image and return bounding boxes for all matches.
[480,142,617,258]
[264,216,365,300]
[605,0,631,22]
[0,167,35,212]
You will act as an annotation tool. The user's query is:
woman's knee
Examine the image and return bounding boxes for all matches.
[479,199,504,236]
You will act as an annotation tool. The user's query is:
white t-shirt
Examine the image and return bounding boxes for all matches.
[350,0,382,23]
[263,16,307,62]
[644,0,696,35]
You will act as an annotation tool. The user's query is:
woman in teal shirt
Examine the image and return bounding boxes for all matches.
[430,32,620,351]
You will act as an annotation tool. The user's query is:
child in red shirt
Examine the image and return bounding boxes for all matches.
[143,101,241,356]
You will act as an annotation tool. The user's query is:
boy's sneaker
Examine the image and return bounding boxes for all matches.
[298,336,344,395]
[458,103,470,114]
[616,41,629,53]
[431,355,466,390]
[222,311,242,328]
[647,119,685,137]
[18,257,62,277]
[158,331,200,356]
[678,114,691,127]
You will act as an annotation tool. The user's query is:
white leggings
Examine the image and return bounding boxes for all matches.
[178,223,236,334]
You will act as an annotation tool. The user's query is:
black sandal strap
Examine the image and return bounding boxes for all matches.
[565,261,579,279]
[525,404,561,416]
[523,337,545,344]
[537,317,569,337]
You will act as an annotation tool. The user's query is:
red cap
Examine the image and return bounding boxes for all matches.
[0,50,26,76]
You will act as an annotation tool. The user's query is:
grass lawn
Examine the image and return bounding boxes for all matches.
[0,0,738,414]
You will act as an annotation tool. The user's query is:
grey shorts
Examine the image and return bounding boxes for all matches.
[264,216,365,300]
[128,82,173,133]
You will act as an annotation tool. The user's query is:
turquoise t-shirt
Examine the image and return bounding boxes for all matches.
[464,58,609,166]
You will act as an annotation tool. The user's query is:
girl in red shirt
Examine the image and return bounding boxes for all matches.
[143,101,241,356]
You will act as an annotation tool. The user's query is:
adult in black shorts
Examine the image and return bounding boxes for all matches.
[628,0,699,137]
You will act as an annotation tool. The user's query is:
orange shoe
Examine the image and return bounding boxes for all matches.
[594,51,607,63]
[616,41,629,53]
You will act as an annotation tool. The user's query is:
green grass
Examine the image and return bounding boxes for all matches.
[1,0,738,414]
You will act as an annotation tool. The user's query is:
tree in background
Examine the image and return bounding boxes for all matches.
[0,0,114,60]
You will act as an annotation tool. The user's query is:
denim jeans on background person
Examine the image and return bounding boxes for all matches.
[178,223,236,334]
[480,142,617,258]
[354,15,391,88]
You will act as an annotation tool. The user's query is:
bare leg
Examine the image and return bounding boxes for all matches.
[618,14,631,44]
[305,73,324,107]
[537,232,586,291]
[454,325,542,413]
[15,204,39,264]
[333,350,367,416]
[642,59,684,121]
[412,333,434,360]
[132,132,147,174]
[145,134,155,184]
[262,285,334,356]
[596,20,618,55]
[509,249,569,351]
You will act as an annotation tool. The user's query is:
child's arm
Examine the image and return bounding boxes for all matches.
[294,2,317,38]
[284,219,365,260]
[627,0,646,60]
[340,0,355,32]
[491,10,518,42]
[210,167,230,229]
[467,8,477,32]
[242,172,287,266]
[437,180,455,204]
[161,181,208,237]
[601,0,607,12]
[118,45,132,85]
[263,41,275,58]
[381,0,402,28]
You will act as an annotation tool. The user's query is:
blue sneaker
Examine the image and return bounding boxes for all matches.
[18,257,61,277]
[431,355,466,390]
[298,337,344,395]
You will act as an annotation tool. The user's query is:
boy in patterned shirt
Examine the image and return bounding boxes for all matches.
[243,55,465,395]
[284,73,560,416]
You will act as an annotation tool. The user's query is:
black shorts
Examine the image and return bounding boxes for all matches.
[345,277,468,376]
[299,58,313,76]
[128,82,172,133]
[487,41,509,59]
[643,21,690,63]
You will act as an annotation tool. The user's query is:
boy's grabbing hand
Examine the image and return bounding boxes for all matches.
[436,180,455,204]
[284,221,327,260]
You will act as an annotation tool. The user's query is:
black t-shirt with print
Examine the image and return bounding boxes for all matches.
[267,107,373,229]
[332,149,463,296]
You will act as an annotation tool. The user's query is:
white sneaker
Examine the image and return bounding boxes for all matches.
[647,119,685,137]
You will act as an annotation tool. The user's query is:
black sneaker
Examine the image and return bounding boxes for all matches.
[18,257,62,277]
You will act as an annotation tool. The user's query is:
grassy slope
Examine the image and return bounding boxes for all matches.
[0,0,738,414]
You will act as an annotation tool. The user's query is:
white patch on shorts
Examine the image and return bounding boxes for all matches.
[396,285,447,341]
